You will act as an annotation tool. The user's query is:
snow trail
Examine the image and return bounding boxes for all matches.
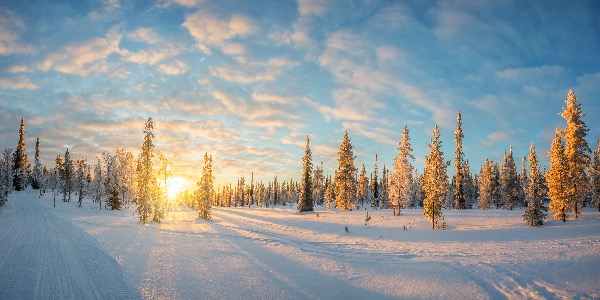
[0,190,140,299]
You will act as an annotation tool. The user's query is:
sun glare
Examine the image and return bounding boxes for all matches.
[166,176,187,199]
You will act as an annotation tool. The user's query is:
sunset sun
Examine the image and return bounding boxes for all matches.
[166,176,187,200]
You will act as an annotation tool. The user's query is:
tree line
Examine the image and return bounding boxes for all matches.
[1,90,599,229]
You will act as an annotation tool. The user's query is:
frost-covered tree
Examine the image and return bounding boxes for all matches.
[379,165,389,209]
[453,112,467,209]
[60,149,74,202]
[298,136,314,212]
[136,118,161,224]
[116,148,136,206]
[561,89,591,219]
[103,152,122,210]
[13,119,30,191]
[324,175,334,211]
[500,147,520,210]
[334,131,357,211]
[463,160,477,208]
[591,140,600,212]
[197,152,213,220]
[519,157,528,207]
[357,164,369,209]
[390,126,415,215]
[371,155,380,209]
[89,156,106,208]
[1,148,13,201]
[31,137,43,191]
[523,143,548,226]
[74,159,89,207]
[478,157,494,210]
[547,131,571,222]
[156,151,171,210]
[422,125,449,229]
[313,162,325,207]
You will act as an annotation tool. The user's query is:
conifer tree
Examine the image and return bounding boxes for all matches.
[357,164,369,209]
[547,131,571,221]
[478,157,494,210]
[313,162,325,206]
[136,118,159,224]
[560,89,591,219]
[1,148,13,200]
[13,119,29,191]
[422,125,448,229]
[324,175,334,211]
[334,131,357,211]
[500,146,520,210]
[31,137,43,190]
[74,159,89,207]
[60,148,74,202]
[454,112,466,209]
[197,152,213,220]
[89,156,106,208]
[591,140,600,212]
[298,136,314,212]
[523,143,548,226]
[462,160,476,208]
[390,126,414,215]
[519,157,528,207]
[379,165,389,209]
[370,155,380,209]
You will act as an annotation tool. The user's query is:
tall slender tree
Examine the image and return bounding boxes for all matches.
[370,155,380,209]
[298,136,314,212]
[136,118,159,224]
[454,112,466,209]
[500,146,520,210]
[478,157,494,210]
[60,148,73,202]
[560,89,591,219]
[1,148,13,200]
[334,131,357,211]
[13,118,29,191]
[357,164,369,209]
[547,131,571,221]
[197,152,213,220]
[523,143,548,226]
[390,126,414,215]
[591,140,600,212]
[422,125,448,229]
[31,137,43,190]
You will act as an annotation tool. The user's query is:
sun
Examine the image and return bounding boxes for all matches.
[166,176,187,199]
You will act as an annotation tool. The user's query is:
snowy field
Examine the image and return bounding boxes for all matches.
[1,190,599,299]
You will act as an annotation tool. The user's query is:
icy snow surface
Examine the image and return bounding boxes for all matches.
[1,190,599,299]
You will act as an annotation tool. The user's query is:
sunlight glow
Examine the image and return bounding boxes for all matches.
[166,176,187,199]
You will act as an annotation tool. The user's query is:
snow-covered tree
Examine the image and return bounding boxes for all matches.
[379,165,389,209]
[523,143,548,226]
[478,157,494,210]
[547,131,571,222]
[519,157,528,207]
[196,152,213,220]
[422,125,449,229]
[116,148,136,206]
[60,149,74,202]
[357,164,369,209]
[334,131,357,211]
[31,137,43,191]
[390,126,415,215]
[324,175,334,211]
[500,147,520,210]
[13,118,29,191]
[462,160,477,208]
[156,151,171,210]
[591,140,600,212]
[370,155,380,209]
[73,159,89,207]
[313,162,325,207]
[1,148,13,201]
[136,118,161,224]
[560,89,591,219]
[298,136,314,212]
[454,112,467,209]
[89,156,106,208]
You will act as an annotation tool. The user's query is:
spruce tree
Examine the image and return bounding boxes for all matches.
[422,125,448,229]
[1,148,13,200]
[13,118,29,191]
[591,140,600,212]
[313,162,325,206]
[197,152,213,220]
[334,131,357,211]
[357,164,369,209]
[547,131,571,221]
[523,143,548,226]
[519,157,528,207]
[298,136,314,212]
[136,118,158,224]
[370,155,380,209]
[500,146,520,210]
[31,137,43,190]
[390,126,414,215]
[454,112,466,209]
[379,165,389,209]
[74,159,89,207]
[478,157,494,210]
[560,89,591,219]
[324,175,334,211]
[60,148,74,202]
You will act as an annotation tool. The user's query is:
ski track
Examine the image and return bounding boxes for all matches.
[0,191,140,300]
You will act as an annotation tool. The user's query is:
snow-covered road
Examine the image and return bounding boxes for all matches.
[0,191,140,299]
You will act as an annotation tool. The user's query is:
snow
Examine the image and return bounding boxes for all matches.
[1,190,599,299]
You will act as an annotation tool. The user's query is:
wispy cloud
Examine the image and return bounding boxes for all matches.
[158,60,189,75]
[210,57,298,84]
[0,7,33,55]
[0,76,38,90]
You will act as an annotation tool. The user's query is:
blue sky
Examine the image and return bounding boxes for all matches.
[1,0,599,190]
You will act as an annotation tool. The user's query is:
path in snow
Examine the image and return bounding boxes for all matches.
[0,190,140,299]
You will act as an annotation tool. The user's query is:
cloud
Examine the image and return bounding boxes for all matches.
[182,11,256,54]
[252,93,294,105]
[157,0,203,8]
[127,27,163,44]
[6,65,30,73]
[496,65,567,82]
[297,0,329,17]
[0,76,38,90]
[38,26,123,76]
[158,60,189,75]
[210,57,297,84]
[122,28,182,65]
[0,7,33,55]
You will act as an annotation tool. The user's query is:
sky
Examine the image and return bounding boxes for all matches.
[1,0,599,192]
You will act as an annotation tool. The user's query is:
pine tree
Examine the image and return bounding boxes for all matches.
[478,157,494,210]
[519,157,528,207]
[334,131,357,211]
[462,160,476,208]
[560,89,591,219]
[591,140,600,212]
[31,137,43,191]
[197,152,213,220]
[454,112,466,209]
[357,164,369,209]
[500,146,520,210]
[298,136,314,212]
[1,148,13,201]
[74,159,89,207]
[89,156,106,208]
[547,131,571,222]
[60,148,74,202]
[422,125,449,229]
[390,126,415,215]
[313,162,325,206]
[523,143,548,226]
[324,175,334,211]
[136,118,159,224]
[379,165,389,209]
[13,119,29,191]
[370,155,380,209]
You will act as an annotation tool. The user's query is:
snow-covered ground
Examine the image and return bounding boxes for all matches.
[1,190,599,299]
